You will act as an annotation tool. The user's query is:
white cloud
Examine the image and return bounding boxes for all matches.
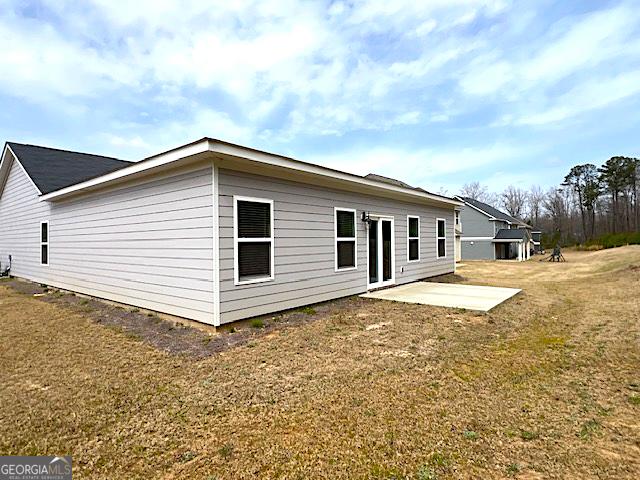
[510,70,640,126]
[306,141,522,191]
[458,2,640,125]
[0,0,639,176]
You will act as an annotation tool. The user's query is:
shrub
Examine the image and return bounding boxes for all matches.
[583,232,640,249]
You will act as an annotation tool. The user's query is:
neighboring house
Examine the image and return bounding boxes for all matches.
[454,196,533,261]
[0,138,462,326]
[531,229,543,253]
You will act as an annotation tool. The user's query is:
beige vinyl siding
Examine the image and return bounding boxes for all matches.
[218,169,454,323]
[0,158,215,323]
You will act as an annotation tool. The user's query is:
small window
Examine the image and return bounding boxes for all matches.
[335,208,356,271]
[40,221,49,265]
[234,197,274,284]
[437,218,446,258]
[455,211,461,228]
[407,215,420,262]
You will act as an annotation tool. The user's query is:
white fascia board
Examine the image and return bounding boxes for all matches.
[460,236,494,241]
[492,239,523,243]
[208,140,462,208]
[40,137,463,208]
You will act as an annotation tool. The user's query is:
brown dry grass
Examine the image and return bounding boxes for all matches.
[1,246,640,479]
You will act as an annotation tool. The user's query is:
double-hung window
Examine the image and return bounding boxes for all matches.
[234,197,274,285]
[40,221,49,265]
[436,218,446,258]
[335,208,356,271]
[407,215,420,262]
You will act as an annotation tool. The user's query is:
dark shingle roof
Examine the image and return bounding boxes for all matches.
[459,196,530,227]
[494,228,529,240]
[7,142,131,194]
[364,173,458,202]
[365,173,415,189]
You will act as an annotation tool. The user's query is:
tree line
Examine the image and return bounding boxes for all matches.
[459,156,640,246]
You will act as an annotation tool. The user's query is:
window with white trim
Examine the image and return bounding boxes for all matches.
[407,215,420,262]
[234,197,274,284]
[436,218,446,258]
[335,208,356,270]
[40,221,49,265]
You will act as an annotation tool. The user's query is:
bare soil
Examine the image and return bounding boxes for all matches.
[1,246,639,479]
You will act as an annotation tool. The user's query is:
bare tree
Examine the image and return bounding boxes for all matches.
[527,185,545,227]
[459,181,498,206]
[460,181,487,200]
[501,186,527,218]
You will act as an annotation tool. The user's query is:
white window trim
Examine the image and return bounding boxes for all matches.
[334,207,357,272]
[407,215,420,263]
[40,221,49,266]
[436,218,447,259]
[233,195,275,286]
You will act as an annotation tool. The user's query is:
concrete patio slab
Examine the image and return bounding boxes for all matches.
[360,282,521,312]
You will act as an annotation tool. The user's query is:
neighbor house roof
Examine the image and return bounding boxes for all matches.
[364,173,415,189]
[34,137,462,207]
[493,228,530,241]
[5,142,131,194]
[457,196,531,228]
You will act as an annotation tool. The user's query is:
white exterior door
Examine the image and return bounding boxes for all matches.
[367,217,395,289]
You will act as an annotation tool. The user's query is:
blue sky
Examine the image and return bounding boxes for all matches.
[1,0,639,194]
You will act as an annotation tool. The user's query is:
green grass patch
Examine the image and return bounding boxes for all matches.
[297,306,317,315]
[579,419,601,440]
[629,394,640,406]
[250,319,265,329]
[463,430,479,440]
[520,430,538,441]
[218,443,233,459]
[506,463,520,476]
[416,464,438,480]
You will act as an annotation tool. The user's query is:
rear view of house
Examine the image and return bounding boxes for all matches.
[0,138,461,326]
[455,196,533,261]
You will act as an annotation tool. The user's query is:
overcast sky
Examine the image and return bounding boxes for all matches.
[1,0,639,194]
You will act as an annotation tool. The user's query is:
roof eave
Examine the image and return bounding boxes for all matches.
[40,137,463,208]
[207,138,463,208]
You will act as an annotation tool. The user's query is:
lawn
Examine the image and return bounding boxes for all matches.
[1,247,639,479]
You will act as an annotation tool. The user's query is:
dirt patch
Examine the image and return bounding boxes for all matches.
[3,278,357,360]
[424,272,467,283]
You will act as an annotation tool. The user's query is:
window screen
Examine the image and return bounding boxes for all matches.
[237,201,271,238]
[40,222,49,265]
[235,198,273,283]
[437,219,446,258]
[335,209,356,270]
[408,216,419,261]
